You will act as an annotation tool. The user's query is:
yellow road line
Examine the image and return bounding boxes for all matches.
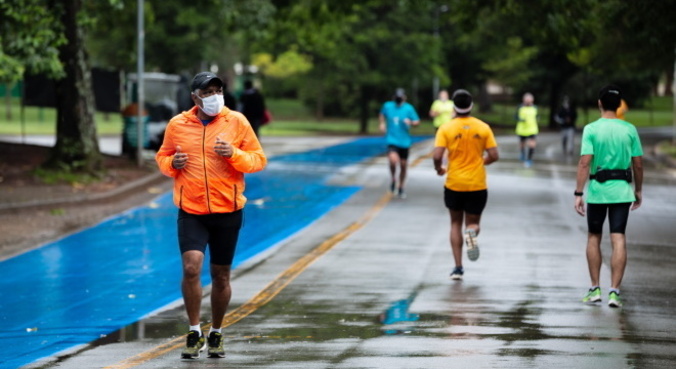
[412,150,433,168]
[104,191,392,369]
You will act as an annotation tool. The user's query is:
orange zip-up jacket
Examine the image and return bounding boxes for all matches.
[156,106,267,215]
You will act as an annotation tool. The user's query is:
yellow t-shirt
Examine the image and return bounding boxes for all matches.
[430,99,455,128]
[435,116,498,191]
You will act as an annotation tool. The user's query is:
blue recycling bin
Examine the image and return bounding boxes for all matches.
[123,115,150,149]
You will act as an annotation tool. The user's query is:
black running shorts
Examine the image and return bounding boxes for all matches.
[586,203,631,234]
[177,209,243,266]
[387,145,410,160]
[444,188,488,215]
[518,135,537,142]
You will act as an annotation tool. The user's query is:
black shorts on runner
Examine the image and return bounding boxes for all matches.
[178,209,243,266]
[444,188,488,215]
[587,203,631,234]
[387,145,410,160]
[519,135,537,142]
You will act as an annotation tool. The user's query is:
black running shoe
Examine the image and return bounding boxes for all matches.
[207,331,225,358]
[181,330,206,359]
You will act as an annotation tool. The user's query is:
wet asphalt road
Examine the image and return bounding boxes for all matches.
[20,132,676,369]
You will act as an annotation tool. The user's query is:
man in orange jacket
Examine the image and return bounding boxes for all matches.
[156,72,267,359]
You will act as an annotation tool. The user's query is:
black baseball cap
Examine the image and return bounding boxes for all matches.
[598,84,622,110]
[191,72,223,91]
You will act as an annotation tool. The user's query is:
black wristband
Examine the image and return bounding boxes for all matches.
[574,191,583,196]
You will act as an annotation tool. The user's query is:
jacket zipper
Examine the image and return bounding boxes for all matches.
[233,184,238,211]
[179,185,184,210]
[202,126,212,214]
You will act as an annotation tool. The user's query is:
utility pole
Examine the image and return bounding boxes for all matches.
[136,0,145,167]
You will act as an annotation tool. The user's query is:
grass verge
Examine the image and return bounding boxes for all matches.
[0,97,672,136]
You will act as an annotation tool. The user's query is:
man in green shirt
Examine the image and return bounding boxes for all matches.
[574,85,643,308]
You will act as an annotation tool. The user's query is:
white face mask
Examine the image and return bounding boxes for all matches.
[196,93,224,116]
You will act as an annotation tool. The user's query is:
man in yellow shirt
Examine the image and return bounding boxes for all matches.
[433,90,499,280]
[429,89,455,129]
[515,92,538,168]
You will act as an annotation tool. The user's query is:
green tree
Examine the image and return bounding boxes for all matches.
[0,0,64,120]
[452,0,598,126]
[86,0,275,74]
[2,0,104,173]
[0,0,64,82]
[590,0,676,101]
[262,0,446,132]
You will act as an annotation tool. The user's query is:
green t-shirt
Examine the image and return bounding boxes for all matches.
[430,99,454,128]
[580,118,643,204]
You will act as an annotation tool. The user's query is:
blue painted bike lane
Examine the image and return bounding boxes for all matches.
[0,136,429,368]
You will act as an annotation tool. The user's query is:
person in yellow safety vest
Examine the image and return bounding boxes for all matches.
[515,92,539,168]
[429,89,455,130]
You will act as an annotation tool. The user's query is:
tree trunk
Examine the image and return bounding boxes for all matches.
[672,51,675,146]
[477,81,492,113]
[47,0,102,173]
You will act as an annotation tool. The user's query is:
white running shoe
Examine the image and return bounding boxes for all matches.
[464,228,479,261]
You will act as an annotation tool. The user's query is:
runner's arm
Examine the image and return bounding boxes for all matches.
[379,113,386,133]
[484,147,499,166]
[155,124,181,178]
[574,154,592,216]
[432,147,446,175]
[631,156,643,210]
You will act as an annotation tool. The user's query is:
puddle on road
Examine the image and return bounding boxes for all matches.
[31,289,676,367]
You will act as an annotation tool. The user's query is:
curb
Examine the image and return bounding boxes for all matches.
[0,171,168,212]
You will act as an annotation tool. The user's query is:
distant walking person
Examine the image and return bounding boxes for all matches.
[156,72,267,358]
[221,77,238,111]
[555,95,578,156]
[515,92,539,168]
[239,80,266,137]
[433,89,499,280]
[379,88,421,199]
[574,85,643,308]
[429,89,455,130]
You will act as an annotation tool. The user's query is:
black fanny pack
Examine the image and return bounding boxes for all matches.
[590,169,632,183]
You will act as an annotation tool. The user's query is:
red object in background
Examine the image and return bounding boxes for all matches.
[262,110,272,125]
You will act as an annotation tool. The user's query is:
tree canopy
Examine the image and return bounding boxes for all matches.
[2,0,675,144]
[257,0,447,131]
[0,0,65,83]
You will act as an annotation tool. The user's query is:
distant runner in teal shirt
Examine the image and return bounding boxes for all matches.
[574,85,643,309]
[379,88,420,199]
